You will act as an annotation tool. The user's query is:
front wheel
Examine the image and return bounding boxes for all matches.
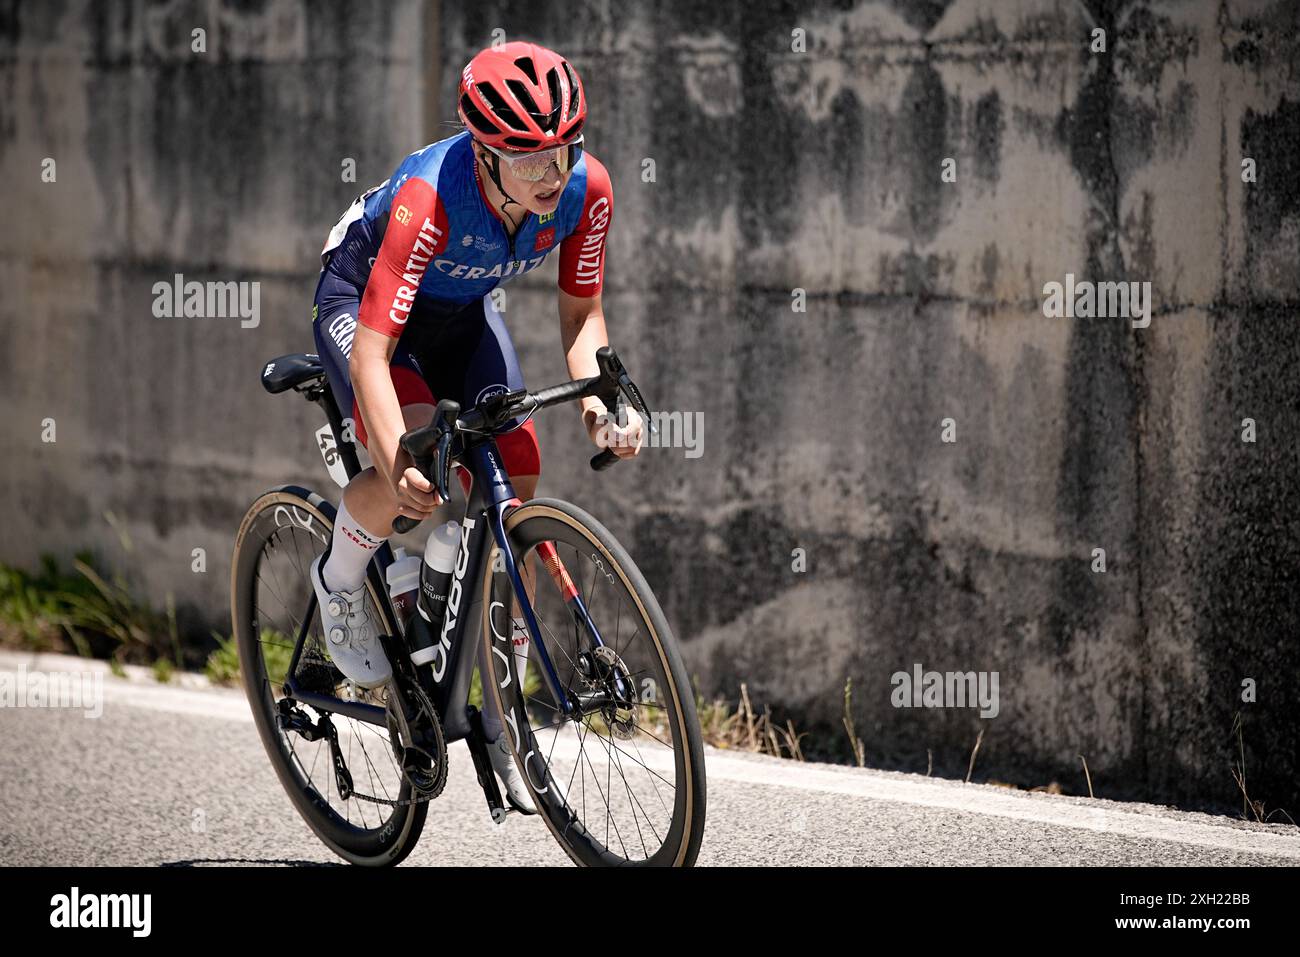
[482,498,707,866]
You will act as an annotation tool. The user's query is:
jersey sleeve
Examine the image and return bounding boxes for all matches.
[358,177,450,338]
[557,154,613,298]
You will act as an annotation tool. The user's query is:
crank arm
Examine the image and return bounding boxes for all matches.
[466,707,514,824]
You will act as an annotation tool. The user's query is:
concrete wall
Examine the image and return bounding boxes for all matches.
[1,0,432,626]
[2,0,1297,814]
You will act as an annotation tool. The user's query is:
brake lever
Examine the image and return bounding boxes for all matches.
[435,428,453,503]
[617,372,655,435]
[392,399,460,533]
[589,393,625,472]
[589,364,656,471]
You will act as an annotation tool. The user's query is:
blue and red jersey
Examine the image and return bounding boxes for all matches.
[321,130,612,337]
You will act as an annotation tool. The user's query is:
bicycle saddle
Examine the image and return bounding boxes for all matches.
[261,353,325,394]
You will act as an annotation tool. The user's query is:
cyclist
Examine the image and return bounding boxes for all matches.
[308,41,643,813]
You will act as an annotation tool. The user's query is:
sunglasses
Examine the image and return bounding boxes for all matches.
[480,135,584,182]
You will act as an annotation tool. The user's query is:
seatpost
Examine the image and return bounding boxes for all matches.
[309,384,362,481]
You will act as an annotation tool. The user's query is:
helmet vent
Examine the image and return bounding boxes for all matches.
[563,61,581,120]
[460,93,500,135]
[544,67,563,132]
[505,79,543,125]
[514,56,538,85]
[477,81,529,132]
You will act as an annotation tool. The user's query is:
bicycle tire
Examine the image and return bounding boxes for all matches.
[481,498,706,866]
[231,485,428,866]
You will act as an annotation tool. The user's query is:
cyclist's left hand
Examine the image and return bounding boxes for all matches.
[585,405,644,459]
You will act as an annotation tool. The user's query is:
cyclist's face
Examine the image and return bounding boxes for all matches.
[479,145,571,216]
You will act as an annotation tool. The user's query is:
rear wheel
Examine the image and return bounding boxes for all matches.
[481,498,706,866]
[230,486,428,866]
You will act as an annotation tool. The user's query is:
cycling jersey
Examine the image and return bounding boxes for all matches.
[321,129,612,338]
[309,129,610,482]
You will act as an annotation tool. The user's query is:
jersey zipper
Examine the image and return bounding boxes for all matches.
[503,210,530,260]
[473,149,529,262]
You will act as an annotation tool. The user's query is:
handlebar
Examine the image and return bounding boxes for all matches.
[391,346,651,534]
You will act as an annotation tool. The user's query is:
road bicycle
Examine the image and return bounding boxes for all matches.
[230,346,706,866]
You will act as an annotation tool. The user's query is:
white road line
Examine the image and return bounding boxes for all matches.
[3,652,1295,858]
[699,754,1300,858]
[528,728,1300,859]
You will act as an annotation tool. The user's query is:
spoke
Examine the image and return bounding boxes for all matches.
[323,726,333,812]
[255,567,293,627]
[606,719,615,851]
[585,553,601,625]
[614,619,640,664]
[521,693,565,718]
[535,607,579,672]
[344,728,355,826]
[288,521,311,588]
[260,532,290,607]
[543,715,567,788]
[583,547,598,611]
[574,718,627,857]
[255,573,303,649]
[593,731,679,790]
[628,720,676,751]
[630,732,675,822]
[263,535,299,621]
[354,723,396,803]
[306,734,322,784]
[566,718,587,821]
[595,723,658,855]
[257,640,298,652]
[613,599,623,660]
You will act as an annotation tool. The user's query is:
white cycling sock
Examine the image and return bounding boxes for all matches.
[479,617,532,742]
[322,497,385,593]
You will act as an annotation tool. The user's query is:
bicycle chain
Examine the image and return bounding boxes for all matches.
[349,676,447,808]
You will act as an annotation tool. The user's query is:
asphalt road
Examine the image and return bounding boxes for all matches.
[2,651,1297,867]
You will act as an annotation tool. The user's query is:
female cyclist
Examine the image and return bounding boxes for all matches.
[308,41,643,813]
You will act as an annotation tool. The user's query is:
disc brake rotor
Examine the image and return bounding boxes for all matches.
[591,646,638,739]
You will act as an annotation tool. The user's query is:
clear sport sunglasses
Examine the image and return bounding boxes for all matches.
[481,135,584,182]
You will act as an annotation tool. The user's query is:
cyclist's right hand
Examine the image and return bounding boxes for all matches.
[388,447,443,520]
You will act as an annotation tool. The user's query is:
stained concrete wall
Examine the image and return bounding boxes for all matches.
[1,0,433,625]
[2,0,1297,814]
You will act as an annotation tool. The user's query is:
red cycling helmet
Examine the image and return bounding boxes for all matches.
[457,41,586,151]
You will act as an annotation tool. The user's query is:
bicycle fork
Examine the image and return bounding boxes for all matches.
[487,502,634,718]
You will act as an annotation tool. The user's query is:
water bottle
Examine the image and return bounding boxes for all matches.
[385,547,422,631]
[411,520,460,667]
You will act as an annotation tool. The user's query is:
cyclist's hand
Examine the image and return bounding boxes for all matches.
[389,448,443,519]
[585,405,644,460]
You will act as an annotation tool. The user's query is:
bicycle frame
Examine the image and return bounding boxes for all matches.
[403,436,568,743]
[284,384,608,744]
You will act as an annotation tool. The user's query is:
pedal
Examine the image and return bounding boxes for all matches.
[276,697,328,741]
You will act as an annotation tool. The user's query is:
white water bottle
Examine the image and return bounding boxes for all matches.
[385,547,422,630]
[411,521,460,667]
